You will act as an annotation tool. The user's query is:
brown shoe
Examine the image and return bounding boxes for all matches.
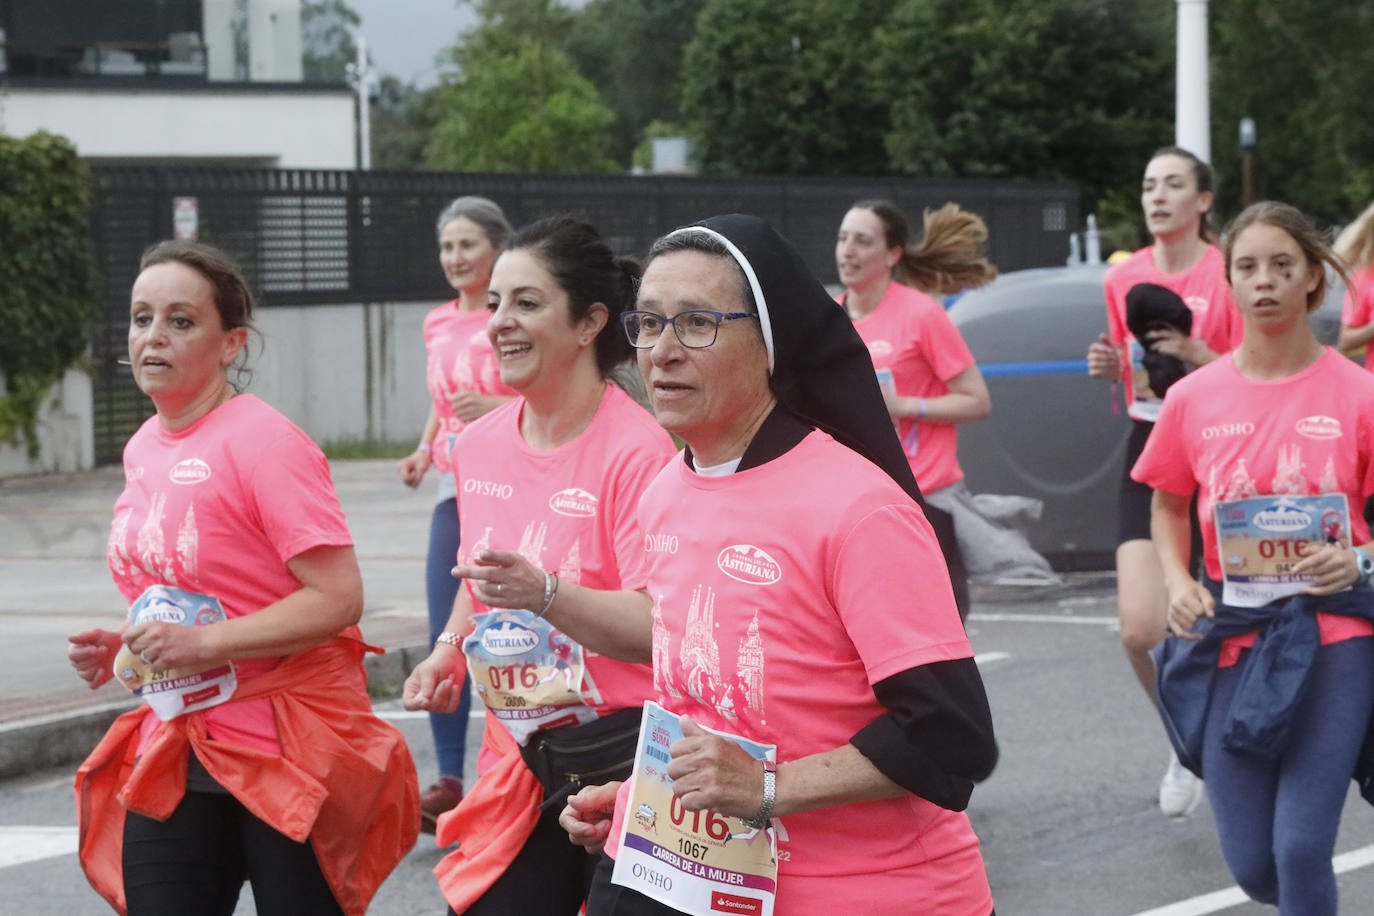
[420,777,463,834]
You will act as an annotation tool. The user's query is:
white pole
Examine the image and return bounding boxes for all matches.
[1175,0,1210,162]
[352,34,372,170]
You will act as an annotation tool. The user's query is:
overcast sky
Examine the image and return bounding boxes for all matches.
[348,0,475,88]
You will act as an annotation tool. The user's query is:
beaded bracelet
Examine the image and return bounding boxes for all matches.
[535,570,560,618]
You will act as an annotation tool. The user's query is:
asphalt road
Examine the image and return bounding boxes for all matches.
[6,580,1374,914]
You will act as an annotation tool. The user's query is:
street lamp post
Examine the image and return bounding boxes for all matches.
[1175,0,1211,163]
[1239,117,1257,207]
[345,33,375,170]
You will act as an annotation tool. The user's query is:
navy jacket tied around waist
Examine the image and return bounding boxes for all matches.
[1152,589,1374,804]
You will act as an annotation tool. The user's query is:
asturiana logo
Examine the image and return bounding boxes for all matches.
[170,457,211,485]
[549,487,598,518]
[481,620,540,657]
[1253,503,1313,533]
[1296,416,1341,440]
[716,545,782,585]
[139,596,187,624]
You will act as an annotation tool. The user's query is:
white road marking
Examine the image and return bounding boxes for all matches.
[974,652,1010,666]
[969,612,1118,626]
[1129,843,1374,915]
[0,826,78,869]
[374,708,487,721]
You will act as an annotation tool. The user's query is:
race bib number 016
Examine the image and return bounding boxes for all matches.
[611,701,778,916]
[463,609,596,745]
[1215,493,1350,607]
[112,585,237,721]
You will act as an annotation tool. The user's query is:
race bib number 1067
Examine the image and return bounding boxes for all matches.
[611,702,779,916]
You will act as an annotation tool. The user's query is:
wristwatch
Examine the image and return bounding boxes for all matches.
[1354,547,1374,587]
[742,759,776,830]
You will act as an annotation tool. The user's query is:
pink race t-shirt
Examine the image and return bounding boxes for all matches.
[453,384,674,723]
[1341,266,1374,371]
[1132,350,1374,662]
[424,302,516,472]
[1104,245,1241,422]
[844,282,974,492]
[604,430,991,915]
[109,395,354,754]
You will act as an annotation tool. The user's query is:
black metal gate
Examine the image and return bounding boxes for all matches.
[88,167,1079,464]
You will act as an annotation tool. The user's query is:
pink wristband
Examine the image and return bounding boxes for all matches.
[417,442,432,454]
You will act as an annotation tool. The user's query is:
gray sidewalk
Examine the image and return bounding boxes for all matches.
[0,459,437,779]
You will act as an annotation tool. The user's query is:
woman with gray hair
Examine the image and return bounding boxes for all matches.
[396,196,515,831]
[557,215,998,915]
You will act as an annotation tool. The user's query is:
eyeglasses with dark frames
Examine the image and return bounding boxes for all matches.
[620,309,758,349]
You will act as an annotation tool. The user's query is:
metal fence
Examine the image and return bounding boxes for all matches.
[88,166,1080,464]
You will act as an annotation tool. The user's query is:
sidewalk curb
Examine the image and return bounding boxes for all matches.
[0,642,430,781]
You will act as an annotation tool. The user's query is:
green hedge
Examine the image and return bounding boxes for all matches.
[0,131,97,458]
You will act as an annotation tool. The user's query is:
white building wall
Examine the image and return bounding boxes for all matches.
[2,88,354,168]
[249,0,304,82]
[0,369,95,476]
[249,301,441,447]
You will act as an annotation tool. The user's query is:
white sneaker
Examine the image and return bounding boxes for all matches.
[1158,750,1204,817]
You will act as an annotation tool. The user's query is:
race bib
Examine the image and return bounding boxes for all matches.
[1126,339,1163,422]
[1215,493,1350,607]
[874,367,895,395]
[463,609,596,744]
[112,586,237,721]
[612,702,779,916]
[875,368,921,457]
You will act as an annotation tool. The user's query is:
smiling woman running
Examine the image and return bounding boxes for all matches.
[402,216,673,915]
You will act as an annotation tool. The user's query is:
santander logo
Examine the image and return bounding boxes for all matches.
[169,458,211,485]
[717,545,782,585]
[1296,416,1341,440]
[549,487,598,518]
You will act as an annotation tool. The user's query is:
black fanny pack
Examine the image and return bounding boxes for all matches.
[519,705,643,812]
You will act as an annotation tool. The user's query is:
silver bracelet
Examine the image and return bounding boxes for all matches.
[742,759,776,829]
[535,570,559,618]
[436,631,461,648]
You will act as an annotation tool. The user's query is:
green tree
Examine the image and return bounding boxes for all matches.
[301,0,360,82]
[373,76,440,170]
[424,0,617,172]
[1210,0,1374,223]
[0,132,96,457]
[679,0,890,175]
[875,0,1172,206]
[564,0,705,168]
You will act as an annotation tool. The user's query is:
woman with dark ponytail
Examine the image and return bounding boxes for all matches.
[1085,145,1242,818]
[835,200,1002,612]
[403,216,673,914]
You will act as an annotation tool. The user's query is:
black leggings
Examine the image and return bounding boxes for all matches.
[122,790,342,916]
[454,802,600,916]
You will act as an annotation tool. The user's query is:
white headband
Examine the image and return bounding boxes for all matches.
[661,225,775,373]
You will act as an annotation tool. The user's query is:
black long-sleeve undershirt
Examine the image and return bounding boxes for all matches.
[702,405,998,811]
